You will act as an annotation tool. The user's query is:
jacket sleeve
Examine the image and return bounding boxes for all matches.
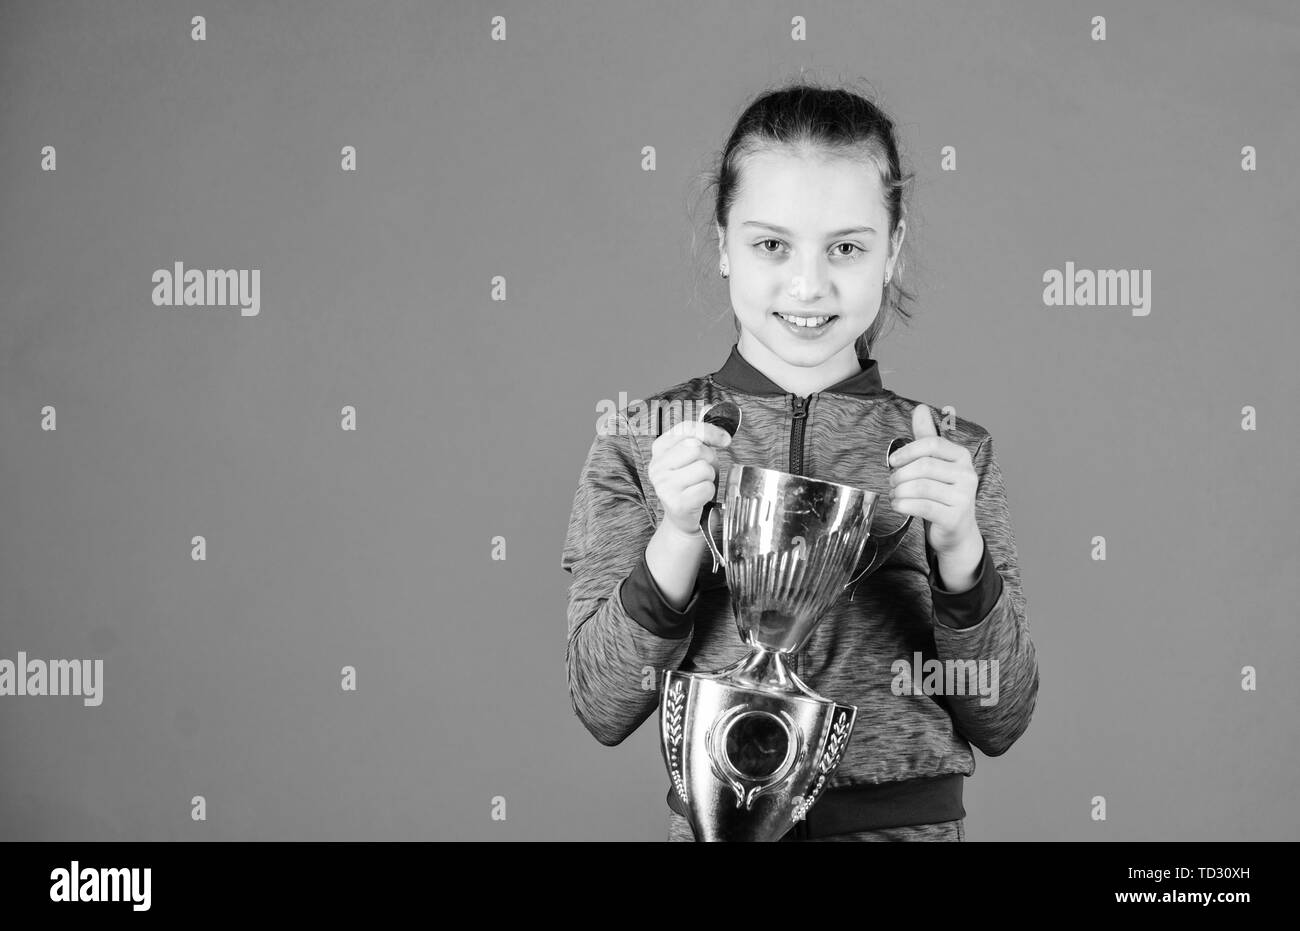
[561,413,700,746]
[925,433,1040,757]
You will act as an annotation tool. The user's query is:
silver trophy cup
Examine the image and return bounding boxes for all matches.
[660,452,913,842]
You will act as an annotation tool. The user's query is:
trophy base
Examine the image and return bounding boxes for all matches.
[661,650,856,842]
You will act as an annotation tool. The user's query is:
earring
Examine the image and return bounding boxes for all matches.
[719,262,729,279]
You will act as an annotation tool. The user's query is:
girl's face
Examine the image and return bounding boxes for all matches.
[718,149,904,376]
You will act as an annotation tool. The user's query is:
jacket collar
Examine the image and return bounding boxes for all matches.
[712,343,890,398]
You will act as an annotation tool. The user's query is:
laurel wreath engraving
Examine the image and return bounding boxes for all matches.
[819,713,851,773]
[665,681,688,806]
[791,711,852,822]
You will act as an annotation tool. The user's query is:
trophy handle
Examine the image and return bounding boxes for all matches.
[843,514,913,592]
[699,500,726,574]
[843,436,915,594]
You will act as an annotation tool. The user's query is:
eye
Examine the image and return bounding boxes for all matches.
[833,243,865,258]
[756,239,785,254]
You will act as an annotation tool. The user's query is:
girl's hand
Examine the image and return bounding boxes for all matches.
[888,404,982,558]
[649,420,733,539]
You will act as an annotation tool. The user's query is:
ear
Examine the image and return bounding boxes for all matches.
[891,218,907,259]
[716,223,726,257]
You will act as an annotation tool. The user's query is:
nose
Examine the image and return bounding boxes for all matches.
[788,256,829,302]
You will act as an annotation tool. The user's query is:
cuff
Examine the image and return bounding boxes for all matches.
[618,551,700,639]
[926,535,1003,631]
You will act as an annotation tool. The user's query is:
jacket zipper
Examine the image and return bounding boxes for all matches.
[789,395,809,475]
[789,394,810,684]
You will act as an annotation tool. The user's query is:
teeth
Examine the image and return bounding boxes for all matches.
[779,313,831,327]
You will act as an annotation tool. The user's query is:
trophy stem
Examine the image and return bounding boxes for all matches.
[717,647,797,692]
[714,645,835,703]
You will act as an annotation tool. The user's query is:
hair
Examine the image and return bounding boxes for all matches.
[697,77,918,359]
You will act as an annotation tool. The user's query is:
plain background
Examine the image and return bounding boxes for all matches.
[1,0,1297,840]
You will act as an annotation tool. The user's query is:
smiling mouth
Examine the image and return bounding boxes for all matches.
[774,311,838,328]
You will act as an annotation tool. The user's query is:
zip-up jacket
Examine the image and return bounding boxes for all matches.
[561,343,1040,836]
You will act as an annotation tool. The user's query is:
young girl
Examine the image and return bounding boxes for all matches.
[561,83,1039,842]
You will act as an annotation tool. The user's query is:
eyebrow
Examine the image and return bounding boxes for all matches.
[741,221,877,238]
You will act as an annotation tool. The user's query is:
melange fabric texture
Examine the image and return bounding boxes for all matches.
[666,810,965,843]
[561,343,1039,841]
